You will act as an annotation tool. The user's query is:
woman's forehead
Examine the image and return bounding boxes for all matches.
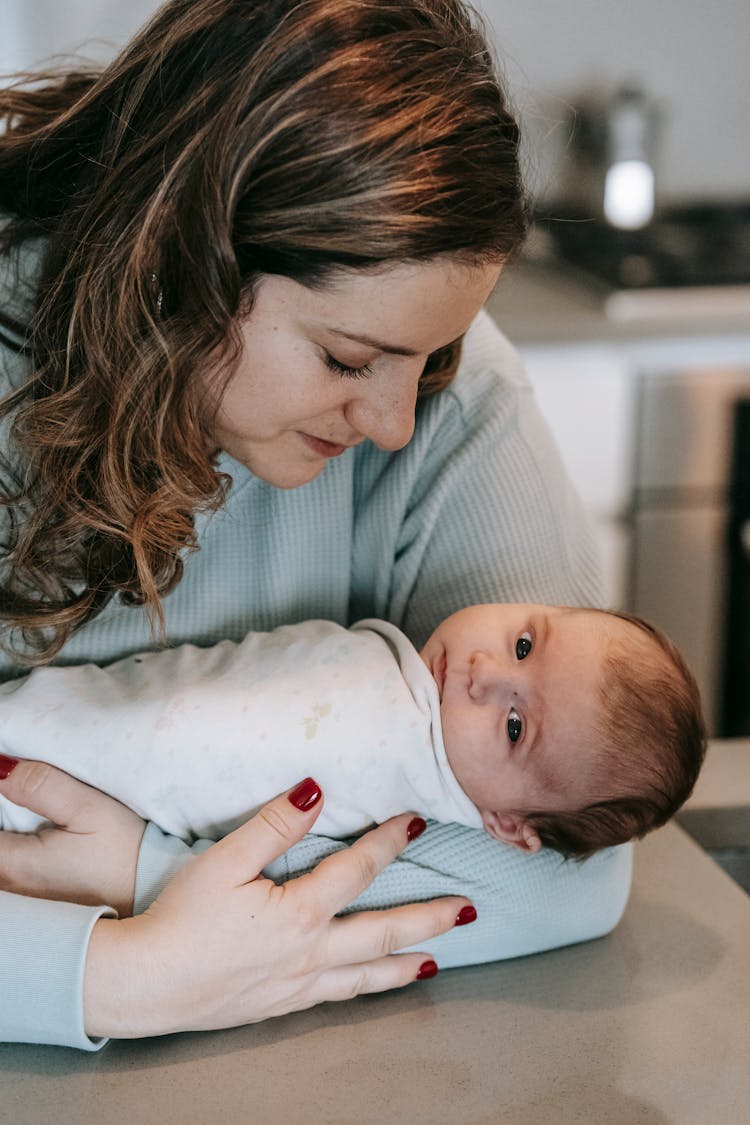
[256,259,501,352]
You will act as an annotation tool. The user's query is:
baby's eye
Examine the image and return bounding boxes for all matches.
[507,707,523,743]
[515,631,532,660]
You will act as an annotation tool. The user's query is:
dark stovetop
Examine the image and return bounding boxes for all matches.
[535,201,750,291]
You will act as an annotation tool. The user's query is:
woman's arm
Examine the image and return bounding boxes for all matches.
[0,762,472,1047]
[0,892,115,1050]
[268,823,633,967]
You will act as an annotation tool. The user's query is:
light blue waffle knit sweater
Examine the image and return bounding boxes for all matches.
[0,237,632,1049]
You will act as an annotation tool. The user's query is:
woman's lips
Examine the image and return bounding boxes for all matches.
[298,432,350,458]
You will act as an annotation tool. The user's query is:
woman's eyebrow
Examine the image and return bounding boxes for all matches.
[327,327,420,357]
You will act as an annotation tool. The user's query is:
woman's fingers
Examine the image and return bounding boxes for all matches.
[313,952,439,1005]
[0,757,145,914]
[295,810,475,968]
[300,812,434,916]
[326,897,472,966]
[0,757,99,828]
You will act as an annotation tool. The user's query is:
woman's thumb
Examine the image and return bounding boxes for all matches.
[201,778,324,881]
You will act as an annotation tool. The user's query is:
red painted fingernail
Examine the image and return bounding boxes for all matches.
[288,777,322,811]
[416,959,438,980]
[407,816,426,841]
[0,754,19,780]
[455,905,477,927]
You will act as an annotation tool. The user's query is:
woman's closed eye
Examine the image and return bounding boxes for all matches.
[515,630,532,660]
[325,352,373,380]
[507,706,523,743]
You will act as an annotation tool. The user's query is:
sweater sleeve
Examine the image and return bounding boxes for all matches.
[0,824,212,1049]
[0,892,115,1050]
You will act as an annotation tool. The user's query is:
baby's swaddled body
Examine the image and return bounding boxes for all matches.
[0,619,481,840]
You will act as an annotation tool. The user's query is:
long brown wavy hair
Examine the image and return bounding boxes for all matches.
[0,0,529,663]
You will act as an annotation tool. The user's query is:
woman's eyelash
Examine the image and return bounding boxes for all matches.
[325,354,373,380]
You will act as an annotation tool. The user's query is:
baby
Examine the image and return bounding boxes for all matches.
[0,603,706,858]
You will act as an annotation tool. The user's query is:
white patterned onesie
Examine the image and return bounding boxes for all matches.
[0,619,482,840]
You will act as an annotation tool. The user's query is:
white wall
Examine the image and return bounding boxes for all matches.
[3,1,749,203]
[0,1,158,72]
[478,0,750,203]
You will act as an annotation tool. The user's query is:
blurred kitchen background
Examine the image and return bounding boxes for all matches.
[3,1,750,739]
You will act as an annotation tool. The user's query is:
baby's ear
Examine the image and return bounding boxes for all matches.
[481,810,542,853]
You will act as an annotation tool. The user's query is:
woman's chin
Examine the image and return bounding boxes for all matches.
[220,448,329,489]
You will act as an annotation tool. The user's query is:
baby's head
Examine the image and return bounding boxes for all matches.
[420,603,706,859]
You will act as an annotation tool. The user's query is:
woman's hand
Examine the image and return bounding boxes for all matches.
[0,756,145,917]
[83,778,474,1039]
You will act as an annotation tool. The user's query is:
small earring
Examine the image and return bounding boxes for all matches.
[150,272,164,315]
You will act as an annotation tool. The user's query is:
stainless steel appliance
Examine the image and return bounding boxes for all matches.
[630,364,750,735]
[721,398,750,734]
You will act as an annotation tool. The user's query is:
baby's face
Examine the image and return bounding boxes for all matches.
[420,604,619,831]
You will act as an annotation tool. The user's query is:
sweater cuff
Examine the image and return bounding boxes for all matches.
[134,822,211,914]
[0,891,115,1050]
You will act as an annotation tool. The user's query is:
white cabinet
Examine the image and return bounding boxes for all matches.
[519,342,636,609]
[630,363,750,732]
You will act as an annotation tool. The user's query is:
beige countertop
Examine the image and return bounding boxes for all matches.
[678,739,750,849]
[2,798,749,1124]
[683,739,750,810]
[486,258,750,347]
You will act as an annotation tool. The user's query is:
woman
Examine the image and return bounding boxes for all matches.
[0,0,631,1048]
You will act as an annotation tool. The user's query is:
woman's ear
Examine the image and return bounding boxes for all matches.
[481,809,542,852]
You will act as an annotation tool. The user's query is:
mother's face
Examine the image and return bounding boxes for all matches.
[202,257,501,489]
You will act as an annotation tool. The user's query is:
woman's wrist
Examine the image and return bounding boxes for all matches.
[83,915,165,1040]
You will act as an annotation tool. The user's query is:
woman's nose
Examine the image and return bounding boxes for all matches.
[345,366,420,451]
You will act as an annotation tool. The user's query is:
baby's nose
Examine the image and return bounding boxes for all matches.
[468,652,513,698]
